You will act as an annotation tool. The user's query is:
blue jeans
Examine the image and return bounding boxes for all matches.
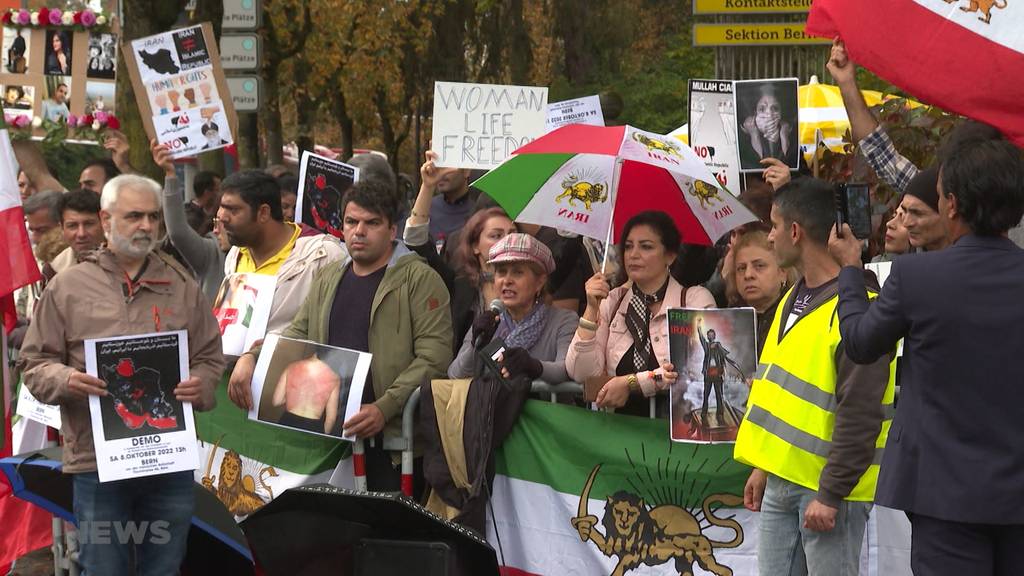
[758,474,871,576]
[73,471,194,576]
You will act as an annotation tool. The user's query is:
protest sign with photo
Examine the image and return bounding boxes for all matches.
[123,22,237,158]
[16,382,61,429]
[85,330,199,482]
[212,272,276,357]
[688,79,741,195]
[669,307,756,443]
[295,151,359,239]
[733,78,800,172]
[431,80,548,169]
[0,20,118,137]
[248,335,371,441]
[545,95,604,131]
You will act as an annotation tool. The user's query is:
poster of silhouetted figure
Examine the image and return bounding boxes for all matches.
[669,308,756,443]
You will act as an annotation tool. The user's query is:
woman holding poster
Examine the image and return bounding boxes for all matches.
[565,211,715,416]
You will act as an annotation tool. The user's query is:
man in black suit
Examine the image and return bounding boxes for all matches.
[829,135,1024,575]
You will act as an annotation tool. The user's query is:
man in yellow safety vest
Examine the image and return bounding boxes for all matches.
[734,177,896,576]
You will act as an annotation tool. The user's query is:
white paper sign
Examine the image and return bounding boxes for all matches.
[431,81,548,169]
[546,95,604,131]
[85,331,199,483]
[212,273,276,356]
[688,80,742,195]
[248,335,371,441]
[16,383,61,429]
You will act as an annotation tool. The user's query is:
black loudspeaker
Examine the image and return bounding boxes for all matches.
[355,539,453,576]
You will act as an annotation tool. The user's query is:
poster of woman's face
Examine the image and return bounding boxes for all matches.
[2,28,30,74]
[86,32,117,80]
[45,30,73,76]
[733,78,800,172]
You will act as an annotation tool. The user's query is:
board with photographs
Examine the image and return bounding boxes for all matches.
[0,10,119,140]
[733,78,800,172]
[123,22,237,159]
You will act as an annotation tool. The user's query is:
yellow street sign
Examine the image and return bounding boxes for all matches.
[693,0,812,14]
[693,23,830,46]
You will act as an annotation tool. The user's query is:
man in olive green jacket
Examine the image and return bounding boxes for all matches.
[229,180,452,491]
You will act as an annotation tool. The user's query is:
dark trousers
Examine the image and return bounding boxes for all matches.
[910,513,1024,576]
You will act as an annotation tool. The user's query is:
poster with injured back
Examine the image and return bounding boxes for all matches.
[249,335,371,441]
[123,22,237,158]
[85,330,199,482]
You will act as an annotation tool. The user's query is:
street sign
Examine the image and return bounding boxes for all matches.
[223,0,261,30]
[693,0,811,14]
[693,23,829,46]
[220,34,261,70]
[226,76,261,112]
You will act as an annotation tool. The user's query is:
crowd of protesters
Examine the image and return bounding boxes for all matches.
[6,37,1024,576]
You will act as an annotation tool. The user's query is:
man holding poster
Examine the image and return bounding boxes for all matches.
[17,175,225,575]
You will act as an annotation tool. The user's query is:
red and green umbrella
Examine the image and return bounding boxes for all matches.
[473,124,758,247]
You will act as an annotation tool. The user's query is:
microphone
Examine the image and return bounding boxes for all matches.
[474,299,504,350]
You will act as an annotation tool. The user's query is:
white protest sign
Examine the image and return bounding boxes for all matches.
[546,95,604,131]
[688,79,742,195]
[16,383,61,429]
[432,81,548,169]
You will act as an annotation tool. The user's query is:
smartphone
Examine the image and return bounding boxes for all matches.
[835,183,872,239]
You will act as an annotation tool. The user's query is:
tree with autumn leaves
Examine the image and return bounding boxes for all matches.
[257,0,715,177]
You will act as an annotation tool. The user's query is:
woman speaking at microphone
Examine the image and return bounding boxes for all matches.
[448,233,578,383]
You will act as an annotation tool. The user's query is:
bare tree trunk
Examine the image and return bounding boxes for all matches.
[259,2,312,167]
[332,92,354,160]
[192,0,225,174]
[260,63,284,166]
[119,0,188,179]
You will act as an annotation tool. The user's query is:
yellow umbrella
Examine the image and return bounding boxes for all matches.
[798,75,923,150]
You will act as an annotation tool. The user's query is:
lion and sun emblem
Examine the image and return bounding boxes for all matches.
[556,169,609,211]
[571,453,745,576]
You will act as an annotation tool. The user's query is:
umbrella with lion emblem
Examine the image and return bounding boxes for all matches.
[473,124,759,257]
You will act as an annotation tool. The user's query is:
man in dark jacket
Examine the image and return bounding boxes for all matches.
[830,137,1024,575]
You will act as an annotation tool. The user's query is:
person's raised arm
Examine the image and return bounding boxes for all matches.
[12,139,65,192]
[104,130,137,175]
[827,38,878,144]
[151,139,218,275]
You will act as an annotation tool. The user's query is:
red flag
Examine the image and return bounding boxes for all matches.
[0,130,41,333]
[806,0,1024,147]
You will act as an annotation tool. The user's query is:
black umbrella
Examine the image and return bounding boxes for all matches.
[241,484,500,576]
[0,447,254,575]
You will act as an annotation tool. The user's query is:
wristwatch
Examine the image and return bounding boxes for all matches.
[627,374,640,393]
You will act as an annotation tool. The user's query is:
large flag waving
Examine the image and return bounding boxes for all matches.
[806,0,1024,146]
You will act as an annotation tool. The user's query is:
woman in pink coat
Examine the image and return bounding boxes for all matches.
[566,211,715,415]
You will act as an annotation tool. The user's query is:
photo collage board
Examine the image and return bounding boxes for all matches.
[0,6,119,138]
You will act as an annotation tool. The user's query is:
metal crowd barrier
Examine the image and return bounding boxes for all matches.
[351,380,665,497]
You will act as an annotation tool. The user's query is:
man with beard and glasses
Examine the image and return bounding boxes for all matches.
[217,170,347,338]
[18,174,225,576]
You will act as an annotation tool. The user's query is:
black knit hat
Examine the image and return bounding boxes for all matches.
[902,165,940,213]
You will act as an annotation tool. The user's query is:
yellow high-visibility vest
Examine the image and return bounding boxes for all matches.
[734,286,896,501]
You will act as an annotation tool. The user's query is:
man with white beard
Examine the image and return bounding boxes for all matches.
[18,174,225,575]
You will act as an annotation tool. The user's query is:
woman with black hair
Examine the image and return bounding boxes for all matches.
[566,211,715,414]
